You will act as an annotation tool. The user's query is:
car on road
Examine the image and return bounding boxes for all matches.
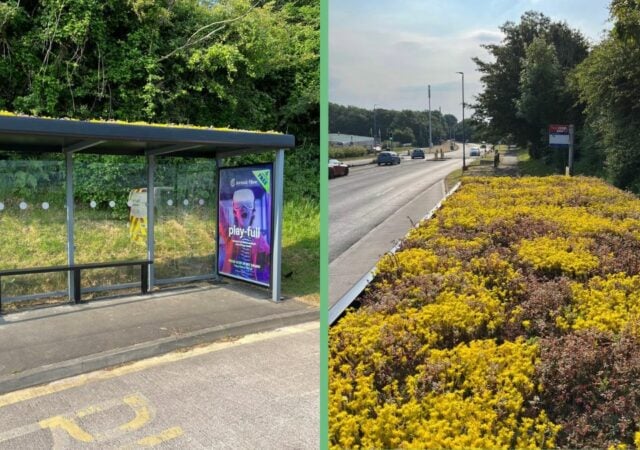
[469,147,480,156]
[411,148,425,159]
[377,151,401,166]
[328,159,349,178]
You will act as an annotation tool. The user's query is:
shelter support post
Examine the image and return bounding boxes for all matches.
[272,149,285,302]
[214,156,225,281]
[65,151,75,302]
[147,154,155,291]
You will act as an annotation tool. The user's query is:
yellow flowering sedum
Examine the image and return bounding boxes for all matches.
[517,236,599,277]
[568,273,640,333]
[331,176,640,449]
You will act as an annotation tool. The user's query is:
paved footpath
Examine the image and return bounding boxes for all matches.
[465,149,519,177]
[0,282,317,394]
[0,322,319,449]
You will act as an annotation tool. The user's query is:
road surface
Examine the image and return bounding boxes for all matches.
[329,145,478,319]
[0,322,319,449]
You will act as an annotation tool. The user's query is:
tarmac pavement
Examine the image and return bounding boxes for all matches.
[0,281,318,394]
[0,322,319,449]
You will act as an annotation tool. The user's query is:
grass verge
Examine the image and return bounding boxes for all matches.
[517,147,558,176]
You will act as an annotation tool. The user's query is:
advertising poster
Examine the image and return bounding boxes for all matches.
[218,164,272,287]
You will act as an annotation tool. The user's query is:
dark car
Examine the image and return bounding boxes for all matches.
[411,148,425,159]
[377,151,401,166]
[328,159,349,178]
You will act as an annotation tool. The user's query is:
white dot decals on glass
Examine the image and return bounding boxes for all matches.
[90,200,97,208]
[183,199,189,206]
[109,200,116,208]
[0,202,4,211]
[19,202,27,210]
[167,199,173,206]
[127,200,133,207]
[198,199,205,206]
[42,202,50,210]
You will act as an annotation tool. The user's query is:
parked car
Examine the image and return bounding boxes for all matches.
[328,159,349,178]
[377,151,401,166]
[411,148,425,159]
[469,147,480,156]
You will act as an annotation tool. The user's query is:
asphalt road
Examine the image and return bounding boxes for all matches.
[0,322,319,449]
[329,144,478,313]
[330,145,475,261]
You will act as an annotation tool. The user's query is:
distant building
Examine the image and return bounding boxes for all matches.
[329,133,374,147]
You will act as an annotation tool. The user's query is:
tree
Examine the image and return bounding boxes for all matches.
[330,103,456,147]
[473,11,588,149]
[0,0,318,141]
[392,126,415,145]
[516,37,565,158]
[572,0,640,192]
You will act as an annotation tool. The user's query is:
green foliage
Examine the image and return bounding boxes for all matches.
[0,0,318,142]
[391,126,414,144]
[516,37,565,158]
[572,6,640,193]
[328,146,369,159]
[330,103,463,146]
[473,11,588,149]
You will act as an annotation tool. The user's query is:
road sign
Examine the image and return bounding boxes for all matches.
[549,124,570,147]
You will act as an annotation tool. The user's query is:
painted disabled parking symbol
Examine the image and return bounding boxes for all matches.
[0,393,183,448]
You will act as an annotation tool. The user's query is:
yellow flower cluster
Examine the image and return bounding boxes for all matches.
[562,273,640,333]
[376,248,439,279]
[331,338,560,449]
[517,236,599,277]
[331,176,640,449]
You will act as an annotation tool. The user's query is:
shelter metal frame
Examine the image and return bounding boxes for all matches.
[0,115,295,307]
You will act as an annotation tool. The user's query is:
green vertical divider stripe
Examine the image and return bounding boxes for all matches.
[319,0,329,447]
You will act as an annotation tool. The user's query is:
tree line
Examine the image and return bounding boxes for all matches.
[0,0,319,202]
[330,103,479,147]
[473,2,640,193]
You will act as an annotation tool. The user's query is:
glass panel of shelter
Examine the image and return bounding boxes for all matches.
[0,151,68,309]
[73,154,147,299]
[153,156,217,283]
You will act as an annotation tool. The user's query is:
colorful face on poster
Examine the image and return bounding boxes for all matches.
[218,164,272,287]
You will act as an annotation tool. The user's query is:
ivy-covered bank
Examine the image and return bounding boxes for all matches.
[330,176,640,449]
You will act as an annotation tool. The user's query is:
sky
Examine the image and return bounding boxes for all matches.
[329,0,612,119]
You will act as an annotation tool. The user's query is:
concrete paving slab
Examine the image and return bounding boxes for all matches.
[0,323,319,449]
[0,282,318,394]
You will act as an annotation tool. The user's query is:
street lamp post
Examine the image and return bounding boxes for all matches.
[456,71,466,170]
[428,85,432,154]
[373,104,379,146]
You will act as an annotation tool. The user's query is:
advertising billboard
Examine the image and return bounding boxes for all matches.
[217,164,273,287]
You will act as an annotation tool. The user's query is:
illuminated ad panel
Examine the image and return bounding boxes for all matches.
[217,164,273,287]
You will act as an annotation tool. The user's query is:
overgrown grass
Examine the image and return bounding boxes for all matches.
[0,199,319,306]
[518,148,561,176]
[329,145,370,159]
[281,199,319,301]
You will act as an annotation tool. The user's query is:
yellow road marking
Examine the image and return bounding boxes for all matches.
[39,416,94,443]
[0,321,318,409]
[134,427,184,447]
[120,394,152,432]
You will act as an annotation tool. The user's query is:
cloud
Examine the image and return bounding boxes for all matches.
[329,25,496,115]
[465,30,505,43]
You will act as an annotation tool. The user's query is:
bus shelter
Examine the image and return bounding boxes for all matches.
[0,114,295,312]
